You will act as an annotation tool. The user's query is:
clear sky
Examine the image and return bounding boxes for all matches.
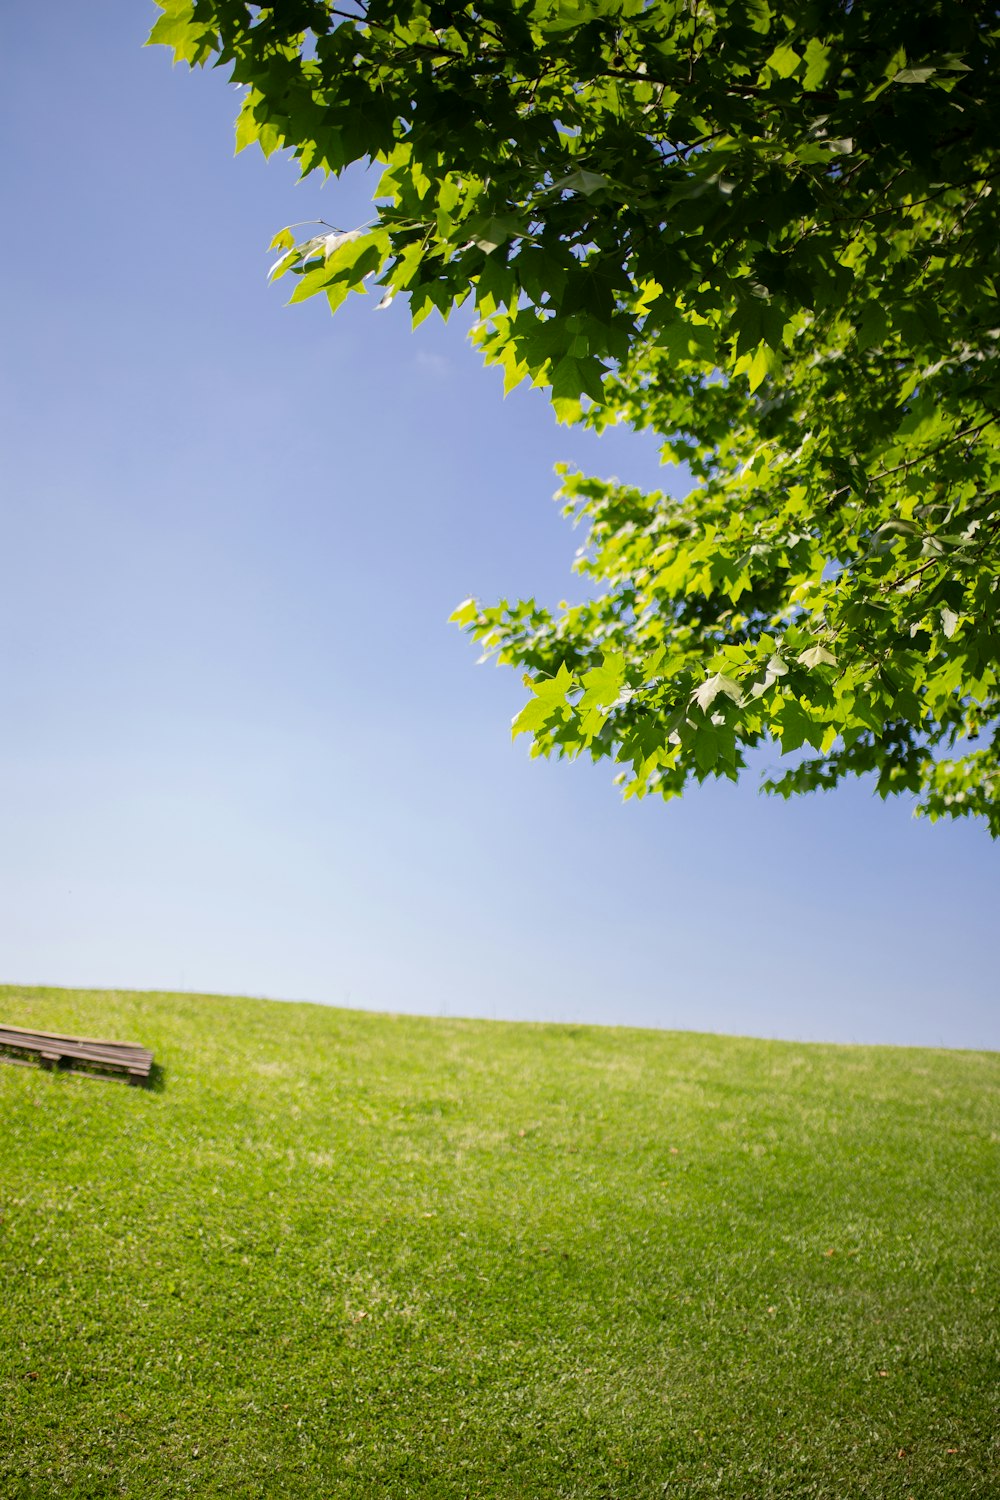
[1,2,996,1050]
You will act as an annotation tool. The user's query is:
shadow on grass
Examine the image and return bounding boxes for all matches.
[145,1060,167,1093]
[0,1054,168,1092]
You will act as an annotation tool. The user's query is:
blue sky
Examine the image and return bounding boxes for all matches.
[1,2,996,1050]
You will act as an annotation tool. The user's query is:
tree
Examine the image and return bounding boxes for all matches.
[151,0,1000,833]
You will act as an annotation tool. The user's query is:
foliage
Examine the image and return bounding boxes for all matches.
[150,1,1000,831]
[3,984,999,1497]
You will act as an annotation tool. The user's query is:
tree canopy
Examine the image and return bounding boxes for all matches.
[151,0,1000,833]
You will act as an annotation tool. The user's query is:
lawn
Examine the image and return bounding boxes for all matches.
[1,983,997,1498]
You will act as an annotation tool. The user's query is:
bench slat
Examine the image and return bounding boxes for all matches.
[0,1022,148,1051]
[34,1042,151,1064]
[1,1040,151,1068]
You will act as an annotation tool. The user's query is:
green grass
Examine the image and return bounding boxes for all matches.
[1,985,997,1498]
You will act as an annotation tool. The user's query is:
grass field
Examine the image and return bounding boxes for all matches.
[1,984,997,1498]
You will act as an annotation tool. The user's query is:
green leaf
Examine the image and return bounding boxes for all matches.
[511,663,575,740]
[552,170,611,197]
[693,726,719,772]
[470,216,522,254]
[766,44,801,79]
[801,38,831,90]
[777,700,827,754]
[746,344,771,394]
[893,67,937,84]
[692,674,743,714]
[579,653,626,711]
[855,302,888,352]
[798,645,838,669]
[449,597,479,627]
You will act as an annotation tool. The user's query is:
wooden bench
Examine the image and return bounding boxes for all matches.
[0,1023,154,1086]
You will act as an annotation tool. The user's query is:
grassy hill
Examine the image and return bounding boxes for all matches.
[1,984,997,1498]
